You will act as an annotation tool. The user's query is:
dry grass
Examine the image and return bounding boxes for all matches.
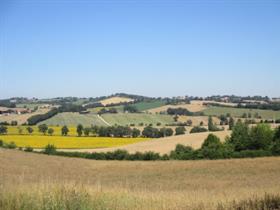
[99,97,134,106]
[1,149,280,209]
[59,130,231,154]
[0,108,50,125]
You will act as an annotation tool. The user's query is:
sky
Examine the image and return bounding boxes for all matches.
[0,0,280,99]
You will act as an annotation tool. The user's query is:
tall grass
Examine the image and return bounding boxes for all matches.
[1,184,280,210]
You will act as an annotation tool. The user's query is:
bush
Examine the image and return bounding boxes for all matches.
[190,126,207,133]
[175,126,186,135]
[24,146,34,152]
[5,141,17,149]
[0,139,3,147]
[44,144,56,155]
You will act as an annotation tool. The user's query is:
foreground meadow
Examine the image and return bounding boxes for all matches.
[0,135,149,149]
[1,149,280,210]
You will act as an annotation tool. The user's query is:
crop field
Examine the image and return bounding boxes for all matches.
[0,135,149,149]
[1,149,280,210]
[64,130,231,154]
[133,100,166,111]
[203,106,280,119]
[6,126,77,136]
[0,108,51,125]
[102,113,174,126]
[99,96,134,106]
[39,112,107,126]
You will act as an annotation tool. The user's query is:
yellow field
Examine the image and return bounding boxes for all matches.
[0,135,149,149]
[7,126,77,136]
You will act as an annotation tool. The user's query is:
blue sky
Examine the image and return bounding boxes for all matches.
[1,0,280,99]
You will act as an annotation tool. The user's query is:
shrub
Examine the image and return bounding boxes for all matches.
[0,139,3,147]
[44,144,56,155]
[5,141,17,149]
[190,126,207,133]
[175,126,186,135]
[24,146,34,152]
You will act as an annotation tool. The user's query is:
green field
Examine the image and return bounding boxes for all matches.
[133,100,166,111]
[203,106,280,119]
[16,103,41,109]
[39,112,107,126]
[102,113,174,126]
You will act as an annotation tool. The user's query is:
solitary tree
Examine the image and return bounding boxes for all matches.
[26,126,34,134]
[0,125,7,135]
[77,124,84,137]
[61,125,69,136]
[83,127,91,136]
[38,124,48,135]
[48,128,54,136]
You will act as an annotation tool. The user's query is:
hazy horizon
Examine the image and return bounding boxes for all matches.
[1,0,280,98]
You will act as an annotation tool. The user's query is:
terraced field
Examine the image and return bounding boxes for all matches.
[102,113,174,126]
[39,112,107,126]
[203,106,280,119]
[0,135,149,149]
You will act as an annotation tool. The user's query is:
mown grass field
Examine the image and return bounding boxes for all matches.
[1,149,280,210]
[102,113,174,126]
[203,106,280,119]
[39,112,107,126]
[0,135,149,149]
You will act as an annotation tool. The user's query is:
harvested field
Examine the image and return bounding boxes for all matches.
[99,96,134,106]
[59,130,231,154]
[0,108,50,125]
[1,149,280,210]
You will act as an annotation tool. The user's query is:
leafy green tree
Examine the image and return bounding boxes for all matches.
[229,117,235,130]
[38,124,48,135]
[17,127,23,135]
[0,125,7,135]
[132,128,140,138]
[26,126,34,134]
[190,126,208,133]
[48,128,54,136]
[159,127,173,137]
[175,126,186,135]
[274,126,280,141]
[83,127,91,136]
[248,124,273,150]
[61,125,69,136]
[11,121,18,126]
[208,116,220,131]
[76,124,84,137]
[142,126,160,138]
[123,105,138,113]
[201,134,224,159]
[229,121,250,151]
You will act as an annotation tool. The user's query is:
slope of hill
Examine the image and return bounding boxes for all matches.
[59,130,231,154]
[1,149,280,210]
[99,96,134,106]
[39,112,107,126]
[101,113,174,126]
